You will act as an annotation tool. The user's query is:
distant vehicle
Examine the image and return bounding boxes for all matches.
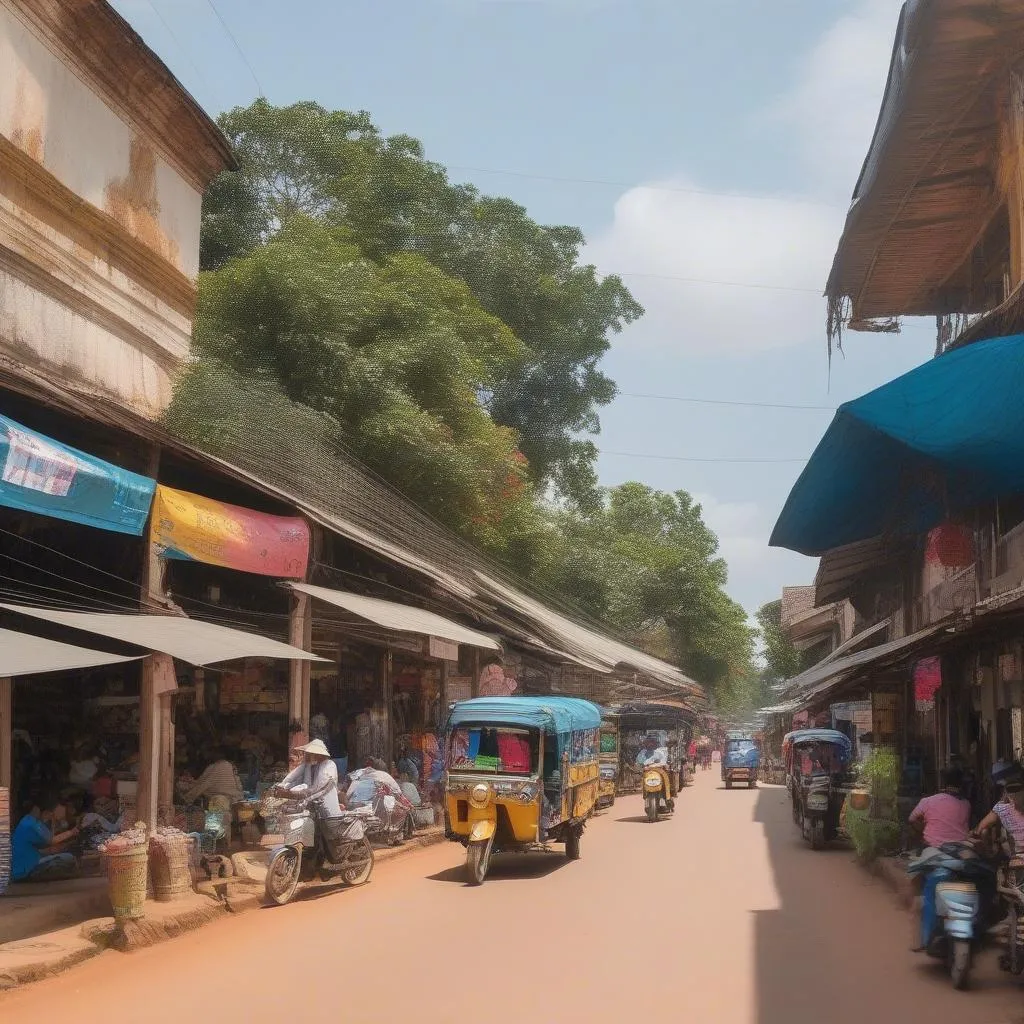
[722,736,760,790]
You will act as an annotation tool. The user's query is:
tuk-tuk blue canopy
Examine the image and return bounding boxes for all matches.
[785,729,853,762]
[447,696,601,734]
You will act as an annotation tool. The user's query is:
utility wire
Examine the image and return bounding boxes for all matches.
[597,450,808,464]
[202,0,264,97]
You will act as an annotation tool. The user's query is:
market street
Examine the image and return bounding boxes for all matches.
[5,771,1024,1024]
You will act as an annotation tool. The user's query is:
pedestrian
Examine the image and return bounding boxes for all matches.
[11,796,80,883]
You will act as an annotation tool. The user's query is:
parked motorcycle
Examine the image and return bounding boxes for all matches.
[907,841,1001,989]
[263,799,375,906]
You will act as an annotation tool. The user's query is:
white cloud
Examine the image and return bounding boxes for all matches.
[585,0,903,356]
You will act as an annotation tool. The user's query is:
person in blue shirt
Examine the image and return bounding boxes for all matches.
[11,796,80,883]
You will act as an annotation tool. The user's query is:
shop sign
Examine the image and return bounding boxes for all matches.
[427,636,459,662]
[151,485,309,578]
[0,413,155,535]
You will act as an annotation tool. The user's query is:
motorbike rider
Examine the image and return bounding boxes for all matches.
[275,739,343,816]
[636,734,668,768]
[908,766,972,951]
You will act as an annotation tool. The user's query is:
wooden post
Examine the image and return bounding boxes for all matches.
[381,650,393,768]
[289,590,312,732]
[471,650,480,697]
[439,660,448,730]
[0,677,11,791]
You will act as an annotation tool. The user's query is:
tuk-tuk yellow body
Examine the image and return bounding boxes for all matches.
[444,696,602,884]
[597,711,619,809]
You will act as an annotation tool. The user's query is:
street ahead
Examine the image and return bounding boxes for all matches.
[4,772,1024,1024]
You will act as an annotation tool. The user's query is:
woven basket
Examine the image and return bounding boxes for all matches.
[105,844,150,919]
[149,835,195,902]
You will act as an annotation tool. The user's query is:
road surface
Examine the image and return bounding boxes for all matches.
[4,771,1024,1023]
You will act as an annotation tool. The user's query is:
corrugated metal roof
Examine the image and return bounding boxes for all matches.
[289,583,500,651]
[0,605,326,667]
[0,627,142,677]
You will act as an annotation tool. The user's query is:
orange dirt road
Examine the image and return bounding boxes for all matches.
[4,771,1024,1023]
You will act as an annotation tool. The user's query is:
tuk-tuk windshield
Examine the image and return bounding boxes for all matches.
[726,739,757,755]
[447,726,539,776]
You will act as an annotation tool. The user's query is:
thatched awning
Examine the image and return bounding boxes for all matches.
[827,0,1024,346]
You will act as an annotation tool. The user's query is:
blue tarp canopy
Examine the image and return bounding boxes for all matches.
[770,335,1024,555]
[784,729,853,762]
[447,696,601,734]
[0,413,156,535]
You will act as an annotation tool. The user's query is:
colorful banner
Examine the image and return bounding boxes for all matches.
[151,485,309,578]
[0,413,155,535]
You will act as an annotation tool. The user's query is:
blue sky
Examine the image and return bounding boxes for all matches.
[113,0,934,614]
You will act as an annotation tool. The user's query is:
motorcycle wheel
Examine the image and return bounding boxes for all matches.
[725,780,733,790]
[645,795,659,822]
[950,940,971,990]
[748,780,757,789]
[265,847,302,906]
[466,836,493,885]
[341,839,374,886]
[565,827,581,860]
[811,819,826,851]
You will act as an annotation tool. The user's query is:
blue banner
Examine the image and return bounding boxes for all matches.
[0,414,156,535]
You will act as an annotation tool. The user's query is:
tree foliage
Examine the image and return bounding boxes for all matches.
[756,599,801,683]
[200,99,641,506]
[542,483,755,694]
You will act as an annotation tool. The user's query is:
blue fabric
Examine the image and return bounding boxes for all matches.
[11,814,52,881]
[447,696,602,734]
[0,413,155,535]
[770,334,1024,555]
[921,867,951,947]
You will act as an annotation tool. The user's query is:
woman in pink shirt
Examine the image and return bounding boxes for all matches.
[909,771,971,849]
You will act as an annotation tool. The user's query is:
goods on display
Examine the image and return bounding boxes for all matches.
[149,827,196,902]
[101,823,150,920]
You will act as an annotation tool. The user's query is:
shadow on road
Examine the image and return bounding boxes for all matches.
[426,852,569,885]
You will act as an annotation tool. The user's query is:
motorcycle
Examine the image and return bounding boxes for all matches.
[263,798,375,906]
[907,841,1001,989]
[642,764,676,822]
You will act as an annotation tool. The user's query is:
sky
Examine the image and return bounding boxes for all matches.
[112,0,935,616]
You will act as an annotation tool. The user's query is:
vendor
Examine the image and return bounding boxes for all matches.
[12,796,80,883]
[183,748,244,806]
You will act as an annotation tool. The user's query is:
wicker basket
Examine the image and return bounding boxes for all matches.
[149,835,195,902]
[105,843,150,919]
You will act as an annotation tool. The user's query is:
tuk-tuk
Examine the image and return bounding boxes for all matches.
[613,700,694,814]
[443,696,602,884]
[786,728,854,849]
[597,709,620,809]
[722,734,761,789]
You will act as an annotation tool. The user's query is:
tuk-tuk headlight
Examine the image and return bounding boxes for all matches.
[470,783,490,807]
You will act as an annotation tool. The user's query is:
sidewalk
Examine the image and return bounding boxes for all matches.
[0,827,445,991]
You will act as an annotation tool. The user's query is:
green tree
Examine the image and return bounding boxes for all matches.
[544,483,755,694]
[180,215,551,564]
[199,99,641,506]
[755,599,801,683]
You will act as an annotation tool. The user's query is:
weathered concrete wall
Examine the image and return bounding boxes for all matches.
[0,2,206,419]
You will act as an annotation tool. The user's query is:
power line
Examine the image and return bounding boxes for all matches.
[608,270,822,294]
[145,0,213,97]
[202,0,263,97]
[446,164,846,209]
[597,450,808,464]
[616,392,835,411]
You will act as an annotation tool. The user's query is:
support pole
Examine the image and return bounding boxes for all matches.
[289,590,312,733]
[0,678,11,791]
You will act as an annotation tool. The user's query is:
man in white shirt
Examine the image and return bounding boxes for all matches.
[636,735,669,768]
[276,739,342,817]
[184,749,244,805]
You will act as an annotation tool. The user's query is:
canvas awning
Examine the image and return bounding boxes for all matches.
[0,605,326,667]
[288,583,500,651]
[771,334,1024,555]
[0,627,142,677]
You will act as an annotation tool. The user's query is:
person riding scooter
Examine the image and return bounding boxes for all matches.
[636,734,668,768]
[275,739,343,816]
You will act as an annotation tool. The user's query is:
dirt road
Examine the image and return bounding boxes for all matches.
[4,771,1024,1023]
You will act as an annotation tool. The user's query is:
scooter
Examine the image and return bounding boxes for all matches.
[263,799,375,906]
[642,764,676,822]
[907,841,1000,990]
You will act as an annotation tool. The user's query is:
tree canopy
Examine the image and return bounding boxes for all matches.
[199,99,641,507]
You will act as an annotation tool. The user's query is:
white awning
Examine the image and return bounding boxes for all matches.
[289,583,500,651]
[0,627,142,677]
[0,605,326,667]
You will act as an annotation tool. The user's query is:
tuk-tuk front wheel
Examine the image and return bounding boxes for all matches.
[565,826,582,860]
[725,779,733,790]
[645,794,659,822]
[466,836,493,886]
[810,818,826,850]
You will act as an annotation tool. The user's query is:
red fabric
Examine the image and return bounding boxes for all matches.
[497,733,531,773]
[914,657,942,703]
